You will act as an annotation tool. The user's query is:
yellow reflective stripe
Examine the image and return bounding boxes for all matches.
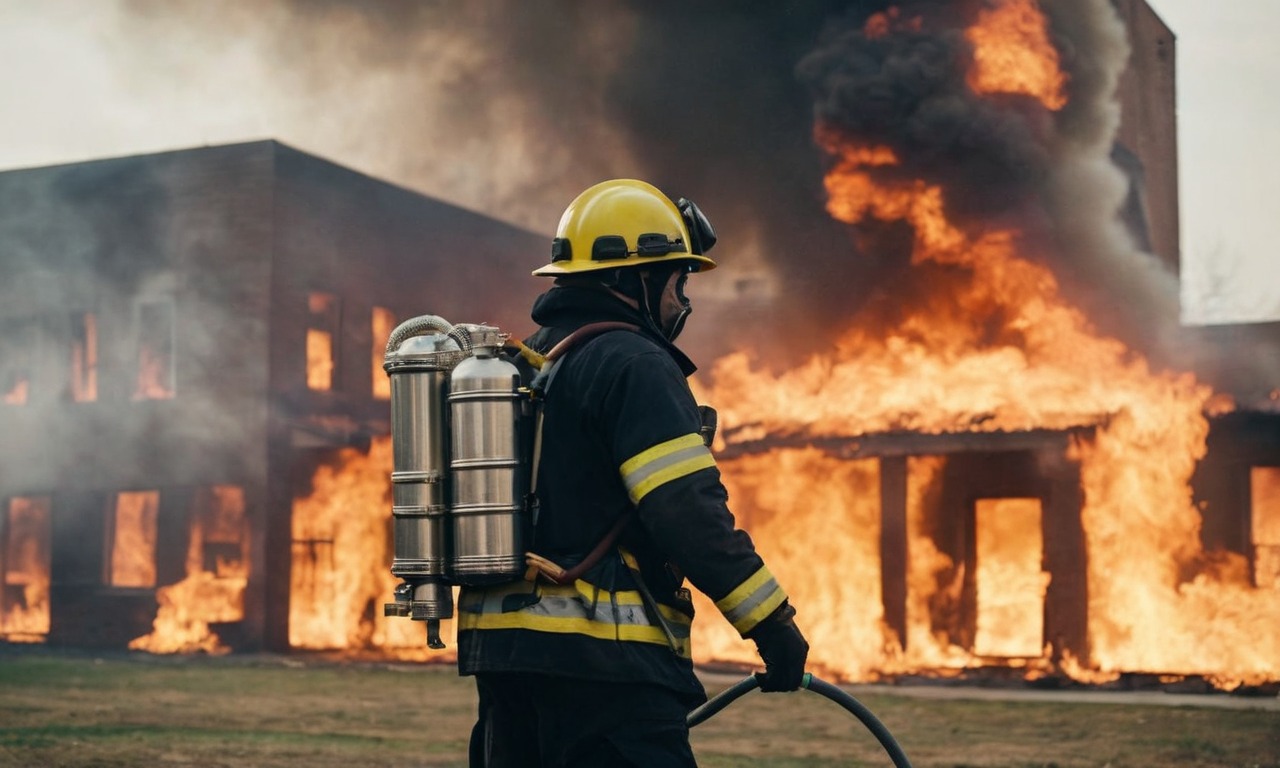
[620,433,716,504]
[572,579,644,607]
[457,581,692,656]
[459,610,682,648]
[615,549,690,626]
[714,565,788,635]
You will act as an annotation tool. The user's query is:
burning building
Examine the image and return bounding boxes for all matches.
[1,0,1277,691]
[0,140,543,652]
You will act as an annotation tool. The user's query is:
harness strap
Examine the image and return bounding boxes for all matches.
[524,321,640,584]
[525,510,635,585]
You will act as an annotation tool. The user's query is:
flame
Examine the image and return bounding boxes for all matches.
[109,491,159,588]
[289,436,442,657]
[133,341,175,400]
[130,486,250,654]
[688,5,1279,688]
[972,498,1049,658]
[1,496,51,639]
[1253,468,1280,589]
[372,307,397,400]
[863,7,923,40]
[693,450,889,679]
[901,456,970,671]
[307,292,338,392]
[306,329,335,391]
[71,313,98,403]
[3,379,29,405]
[966,0,1068,110]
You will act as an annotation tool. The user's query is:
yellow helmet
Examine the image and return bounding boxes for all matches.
[533,179,717,277]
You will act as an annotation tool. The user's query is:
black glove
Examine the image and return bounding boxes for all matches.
[745,601,809,692]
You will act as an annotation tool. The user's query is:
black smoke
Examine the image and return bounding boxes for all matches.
[111,1,1203,373]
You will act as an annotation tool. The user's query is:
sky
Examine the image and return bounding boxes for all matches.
[0,0,1275,326]
[1147,0,1280,324]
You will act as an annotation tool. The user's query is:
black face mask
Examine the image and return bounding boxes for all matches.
[658,268,692,342]
[613,264,692,343]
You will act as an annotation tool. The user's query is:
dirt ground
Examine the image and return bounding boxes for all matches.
[0,649,1276,767]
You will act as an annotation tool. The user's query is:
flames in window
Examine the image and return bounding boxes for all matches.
[0,320,33,406]
[133,302,175,400]
[307,293,339,391]
[371,306,396,400]
[973,498,1049,658]
[1252,467,1280,589]
[1,496,51,640]
[289,437,431,655]
[108,491,159,588]
[130,486,250,654]
[70,312,98,403]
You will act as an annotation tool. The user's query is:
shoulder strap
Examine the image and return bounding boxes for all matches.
[529,321,640,397]
[529,321,639,497]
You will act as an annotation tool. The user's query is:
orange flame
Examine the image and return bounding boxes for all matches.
[109,491,159,588]
[71,313,98,403]
[289,437,444,658]
[3,379,29,405]
[1253,468,1280,589]
[1,497,51,640]
[130,486,250,654]
[371,307,397,400]
[687,4,1278,687]
[863,7,923,40]
[966,0,1068,110]
[306,330,335,391]
[972,498,1048,658]
[133,342,175,400]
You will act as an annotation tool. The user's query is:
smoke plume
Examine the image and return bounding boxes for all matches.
[1,1,1246,379]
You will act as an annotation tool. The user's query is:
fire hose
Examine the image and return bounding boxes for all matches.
[686,672,914,768]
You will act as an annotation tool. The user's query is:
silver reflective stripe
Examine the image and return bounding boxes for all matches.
[714,565,788,635]
[620,434,716,504]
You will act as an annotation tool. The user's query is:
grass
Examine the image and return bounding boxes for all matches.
[0,649,1276,767]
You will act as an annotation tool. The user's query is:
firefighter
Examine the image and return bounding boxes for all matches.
[458,179,809,767]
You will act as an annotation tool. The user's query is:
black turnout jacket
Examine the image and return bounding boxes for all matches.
[456,285,788,701]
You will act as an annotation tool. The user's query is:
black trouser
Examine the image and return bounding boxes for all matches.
[469,672,699,768]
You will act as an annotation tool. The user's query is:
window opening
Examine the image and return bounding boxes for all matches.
[973,497,1048,658]
[1,319,35,406]
[133,301,175,400]
[129,485,249,653]
[1251,467,1280,589]
[371,306,396,400]
[70,312,98,403]
[1,496,52,639]
[108,490,159,588]
[307,293,340,391]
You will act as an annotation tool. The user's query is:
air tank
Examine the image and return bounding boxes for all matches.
[447,324,528,584]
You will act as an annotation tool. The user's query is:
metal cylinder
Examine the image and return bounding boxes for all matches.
[382,316,466,642]
[448,324,527,584]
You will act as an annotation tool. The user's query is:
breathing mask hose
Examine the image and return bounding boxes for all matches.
[686,673,914,768]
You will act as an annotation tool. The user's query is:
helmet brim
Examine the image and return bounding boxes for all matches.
[532,253,716,277]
